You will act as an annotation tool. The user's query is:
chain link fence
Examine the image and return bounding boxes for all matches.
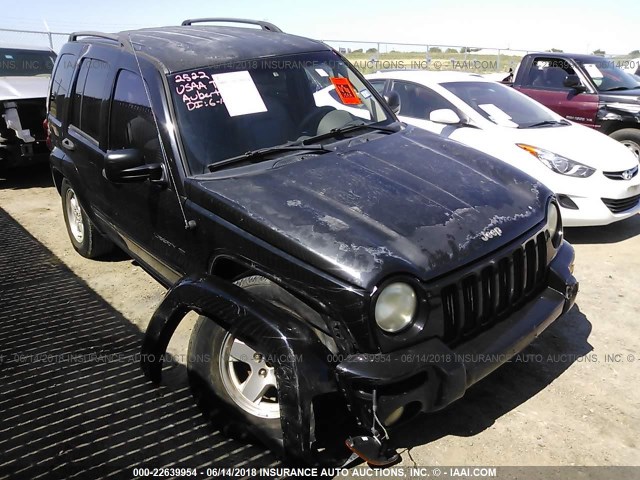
[0,28,69,52]
[0,27,633,74]
[322,39,633,75]
[321,40,537,74]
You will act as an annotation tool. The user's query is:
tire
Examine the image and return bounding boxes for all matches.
[61,178,114,259]
[610,128,640,161]
[187,275,326,448]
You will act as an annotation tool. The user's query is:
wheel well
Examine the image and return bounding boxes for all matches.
[210,256,252,282]
[600,121,640,136]
[208,256,340,353]
[51,168,64,194]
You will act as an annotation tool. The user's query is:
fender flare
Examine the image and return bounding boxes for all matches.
[140,273,339,464]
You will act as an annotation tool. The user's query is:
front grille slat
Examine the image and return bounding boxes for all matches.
[524,240,537,293]
[536,232,547,282]
[602,194,640,214]
[461,276,481,335]
[442,285,458,341]
[497,258,510,312]
[439,229,550,345]
[512,247,525,302]
[480,267,493,325]
[474,275,484,325]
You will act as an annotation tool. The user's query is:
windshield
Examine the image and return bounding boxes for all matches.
[170,51,391,174]
[0,48,55,77]
[579,61,640,91]
[441,81,561,128]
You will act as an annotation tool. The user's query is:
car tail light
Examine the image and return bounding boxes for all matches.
[43,118,52,151]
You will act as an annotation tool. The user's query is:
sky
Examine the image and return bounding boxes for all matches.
[1,0,639,55]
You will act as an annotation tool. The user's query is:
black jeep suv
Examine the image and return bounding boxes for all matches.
[47,19,578,466]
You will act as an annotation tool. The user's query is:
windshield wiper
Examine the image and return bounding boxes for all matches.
[602,86,639,91]
[297,122,401,146]
[521,119,570,129]
[207,144,331,172]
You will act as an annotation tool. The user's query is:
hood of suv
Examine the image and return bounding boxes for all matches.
[190,126,550,289]
[0,76,50,101]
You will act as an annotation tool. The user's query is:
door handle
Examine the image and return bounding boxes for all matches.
[61,138,75,151]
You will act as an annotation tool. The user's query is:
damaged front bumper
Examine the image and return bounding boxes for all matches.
[336,241,578,428]
[140,242,577,465]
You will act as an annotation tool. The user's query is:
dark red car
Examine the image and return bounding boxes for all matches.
[510,53,640,161]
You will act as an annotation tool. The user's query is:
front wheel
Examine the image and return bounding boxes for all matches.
[188,315,282,441]
[187,276,303,445]
[610,128,640,161]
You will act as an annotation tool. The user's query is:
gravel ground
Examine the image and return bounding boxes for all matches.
[1,164,639,471]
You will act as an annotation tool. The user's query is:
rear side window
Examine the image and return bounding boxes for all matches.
[49,53,76,118]
[70,58,110,140]
[109,70,160,162]
[390,80,457,120]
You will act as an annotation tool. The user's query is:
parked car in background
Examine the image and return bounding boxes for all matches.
[507,52,640,161]
[368,71,640,226]
[0,45,55,169]
[47,20,578,466]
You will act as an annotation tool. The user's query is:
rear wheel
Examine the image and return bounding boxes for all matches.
[610,128,640,161]
[61,178,113,258]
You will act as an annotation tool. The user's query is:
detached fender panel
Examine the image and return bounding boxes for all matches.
[140,273,338,463]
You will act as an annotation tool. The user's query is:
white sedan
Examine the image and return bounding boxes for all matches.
[367,71,640,227]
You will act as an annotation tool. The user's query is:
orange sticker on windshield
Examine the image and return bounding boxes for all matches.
[330,77,362,105]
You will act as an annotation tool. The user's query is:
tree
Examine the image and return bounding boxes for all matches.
[461,47,480,53]
[429,47,442,53]
[366,47,378,54]
[352,48,363,54]
[445,48,458,54]
[592,49,606,55]
[629,50,640,56]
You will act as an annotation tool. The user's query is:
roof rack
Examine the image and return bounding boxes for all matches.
[180,18,283,33]
[68,31,125,46]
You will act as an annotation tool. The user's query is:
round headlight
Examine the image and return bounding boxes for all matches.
[547,201,562,246]
[374,282,417,333]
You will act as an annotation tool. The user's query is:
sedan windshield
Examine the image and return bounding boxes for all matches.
[0,48,55,77]
[441,81,562,128]
[170,51,391,174]
[579,61,640,91]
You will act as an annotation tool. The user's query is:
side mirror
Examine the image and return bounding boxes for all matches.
[383,91,401,114]
[564,74,586,91]
[103,149,163,183]
[429,108,462,125]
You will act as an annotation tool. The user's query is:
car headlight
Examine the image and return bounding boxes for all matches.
[517,144,595,178]
[547,201,562,247]
[374,282,417,333]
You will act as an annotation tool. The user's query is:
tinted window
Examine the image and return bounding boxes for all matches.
[390,81,457,120]
[71,58,110,140]
[71,59,89,128]
[49,53,76,118]
[441,81,560,128]
[109,70,160,162]
[527,58,576,90]
[0,48,55,77]
[369,80,386,94]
